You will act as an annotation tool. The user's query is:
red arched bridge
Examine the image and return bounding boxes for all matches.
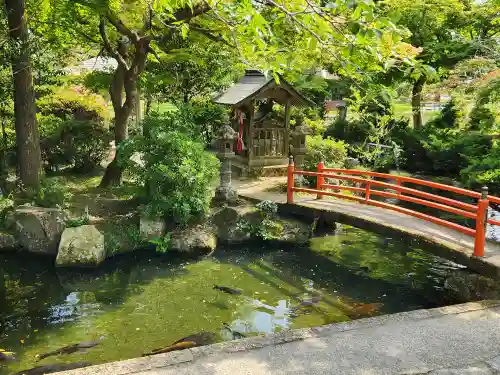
[284,158,500,258]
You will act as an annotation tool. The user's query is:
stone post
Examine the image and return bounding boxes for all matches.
[214,123,238,203]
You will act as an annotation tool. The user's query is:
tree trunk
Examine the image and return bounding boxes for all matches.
[145,94,152,117]
[0,115,9,193]
[100,65,131,187]
[135,86,142,129]
[5,0,42,188]
[100,111,130,187]
[411,76,426,130]
[0,263,5,312]
[100,40,149,188]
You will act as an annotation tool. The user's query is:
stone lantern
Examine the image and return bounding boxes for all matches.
[290,118,311,167]
[214,123,238,202]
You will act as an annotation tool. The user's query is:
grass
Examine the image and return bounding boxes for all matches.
[154,101,177,114]
[388,169,412,177]
[393,102,440,125]
[39,170,139,222]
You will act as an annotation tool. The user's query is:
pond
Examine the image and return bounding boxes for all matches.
[0,224,475,374]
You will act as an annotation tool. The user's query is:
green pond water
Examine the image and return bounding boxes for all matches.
[0,224,470,374]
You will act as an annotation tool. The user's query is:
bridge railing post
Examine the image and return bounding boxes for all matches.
[316,161,325,199]
[474,186,489,257]
[287,156,295,204]
[365,178,371,202]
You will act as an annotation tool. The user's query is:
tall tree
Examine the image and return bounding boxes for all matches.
[384,0,467,129]
[4,0,42,187]
[144,34,242,106]
[55,0,411,187]
[384,0,500,129]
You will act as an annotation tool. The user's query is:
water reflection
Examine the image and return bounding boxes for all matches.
[47,292,103,325]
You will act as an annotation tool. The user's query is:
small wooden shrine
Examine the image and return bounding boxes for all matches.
[213,70,314,175]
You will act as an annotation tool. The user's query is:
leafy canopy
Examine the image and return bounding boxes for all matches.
[44,0,413,80]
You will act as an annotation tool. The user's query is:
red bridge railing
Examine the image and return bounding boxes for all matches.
[286,157,500,257]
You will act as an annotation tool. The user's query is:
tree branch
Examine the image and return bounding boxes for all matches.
[99,17,129,70]
[145,1,212,42]
[190,25,235,47]
[148,46,161,61]
[31,19,100,44]
[169,2,212,24]
[260,0,356,72]
[105,10,140,43]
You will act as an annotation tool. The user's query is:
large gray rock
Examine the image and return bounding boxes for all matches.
[280,219,311,245]
[444,270,500,302]
[211,205,261,243]
[170,225,217,255]
[56,225,106,267]
[14,206,67,254]
[0,231,20,251]
[139,217,166,241]
[211,205,310,245]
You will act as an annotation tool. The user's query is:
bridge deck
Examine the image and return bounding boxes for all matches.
[235,178,500,279]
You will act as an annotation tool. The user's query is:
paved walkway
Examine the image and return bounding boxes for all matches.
[234,178,500,280]
[60,302,500,375]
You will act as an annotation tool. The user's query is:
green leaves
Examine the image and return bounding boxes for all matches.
[181,24,190,39]
[119,112,220,224]
[403,62,438,82]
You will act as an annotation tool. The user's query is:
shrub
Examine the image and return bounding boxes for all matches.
[468,78,500,131]
[143,110,195,139]
[390,125,430,173]
[24,177,73,208]
[145,103,229,147]
[303,117,327,136]
[461,143,500,193]
[422,133,492,175]
[37,86,110,124]
[390,100,491,175]
[36,86,111,173]
[236,200,284,241]
[426,99,467,130]
[324,118,372,144]
[303,135,348,186]
[189,102,229,146]
[41,120,111,173]
[469,106,496,131]
[118,119,220,224]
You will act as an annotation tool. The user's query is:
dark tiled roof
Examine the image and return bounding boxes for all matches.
[213,70,313,107]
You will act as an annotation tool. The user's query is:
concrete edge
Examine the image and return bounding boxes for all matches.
[57,301,500,375]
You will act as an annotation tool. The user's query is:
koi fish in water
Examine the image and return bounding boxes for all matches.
[347,302,384,318]
[289,295,323,317]
[213,285,242,295]
[143,332,217,357]
[35,339,103,361]
[142,341,198,356]
[0,349,16,362]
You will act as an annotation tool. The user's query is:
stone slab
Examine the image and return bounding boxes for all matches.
[486,356,500,372]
